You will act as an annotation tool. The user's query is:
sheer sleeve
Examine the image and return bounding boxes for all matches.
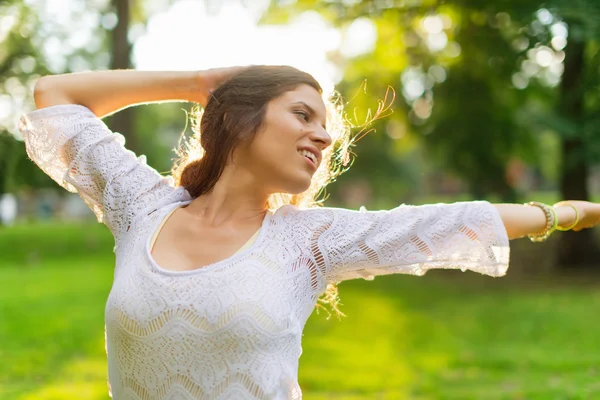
[18,104,180,239]
[292,201,509,285]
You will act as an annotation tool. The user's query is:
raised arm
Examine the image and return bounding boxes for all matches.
[33,67,246,118]
[19,67,244,239]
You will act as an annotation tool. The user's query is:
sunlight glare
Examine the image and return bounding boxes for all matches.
[511,72,528,89]
[550,22,568,39]
[551,36,566,51]
[536,8,553,25]
[535,46,553,67]
[422,15,443,34]
[426,32,448,52]
[133,0,339,95]
[340,17,376,58]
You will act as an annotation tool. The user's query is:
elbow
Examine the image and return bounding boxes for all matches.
[33,76,72,110]
[33,76,53,109]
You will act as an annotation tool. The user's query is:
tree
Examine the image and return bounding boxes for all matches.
[0,0,57,201]
[506,0,600,266]
[263,0,539,204]
[265,0,600,266]
[0,0,148,223]
[552,2,600,266]
[107,0,140,155]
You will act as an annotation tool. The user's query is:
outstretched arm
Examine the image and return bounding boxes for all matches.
[493,200,600,240]
[33,67,246,118]
[294,199,600,285]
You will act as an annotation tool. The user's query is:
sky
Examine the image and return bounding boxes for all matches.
[132,0,376,96]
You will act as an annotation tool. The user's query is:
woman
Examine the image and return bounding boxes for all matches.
[19,65,600,399]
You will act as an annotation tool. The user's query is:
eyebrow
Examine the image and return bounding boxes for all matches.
[291,101,327,130]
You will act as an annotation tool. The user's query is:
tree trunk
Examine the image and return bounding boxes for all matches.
[109,0,139,155]
[556,22,599,267]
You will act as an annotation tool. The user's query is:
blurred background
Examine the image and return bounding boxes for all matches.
[2,0,600,398]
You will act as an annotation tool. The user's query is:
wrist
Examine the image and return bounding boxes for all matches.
[524,201,557,242]
[553,204,579,229]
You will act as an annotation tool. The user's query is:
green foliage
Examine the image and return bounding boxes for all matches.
[0,0,173,199]
[0,0,118,197]
[133,102,197,176]
[420,5,537,200]
[264,0,600,203]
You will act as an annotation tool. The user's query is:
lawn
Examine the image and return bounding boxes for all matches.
[1,220,600,399]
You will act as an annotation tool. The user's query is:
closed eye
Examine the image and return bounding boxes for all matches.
[291,101,328,130]
[294,110,309,121]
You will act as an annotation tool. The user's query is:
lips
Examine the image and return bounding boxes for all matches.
[298,149,317,165]
[297,146,321,168]
[300,154,316,170]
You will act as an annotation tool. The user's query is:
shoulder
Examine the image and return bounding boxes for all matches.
[272,204,327,219]
[271,204,361,228]
[127,185,193,230]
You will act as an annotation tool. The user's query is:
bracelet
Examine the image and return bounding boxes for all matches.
[525,201,558,242]
[555,203,580,231]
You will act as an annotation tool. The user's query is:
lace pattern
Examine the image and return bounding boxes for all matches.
[18,104,181,242]
[20,104,510,399]
[280,203,510,285]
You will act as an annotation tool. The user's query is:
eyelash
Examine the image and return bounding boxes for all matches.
[294,110,309,121]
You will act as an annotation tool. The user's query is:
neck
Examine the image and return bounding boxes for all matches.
[183,166,270,227]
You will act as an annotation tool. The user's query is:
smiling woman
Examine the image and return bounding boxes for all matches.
[172,66,339,208]
[17,65,600,400]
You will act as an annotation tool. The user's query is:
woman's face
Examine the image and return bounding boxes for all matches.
[235,84,332,194]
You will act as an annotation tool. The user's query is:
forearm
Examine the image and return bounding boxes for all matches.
[33,70,202,118]
[493,203,578,240]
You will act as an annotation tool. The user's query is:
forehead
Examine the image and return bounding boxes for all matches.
[276,84,326,112]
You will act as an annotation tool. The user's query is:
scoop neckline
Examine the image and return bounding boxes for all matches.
[144,200,273,276]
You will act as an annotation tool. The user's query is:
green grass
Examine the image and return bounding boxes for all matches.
[301,276,600,399]
[0,221,114,400]
[1,220,600,399]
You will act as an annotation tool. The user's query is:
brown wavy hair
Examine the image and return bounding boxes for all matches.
[170,65,362,317]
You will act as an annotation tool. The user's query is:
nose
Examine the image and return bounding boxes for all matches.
[310,126,333,150]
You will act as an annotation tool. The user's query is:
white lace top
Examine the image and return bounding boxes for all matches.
[19,104,510,400]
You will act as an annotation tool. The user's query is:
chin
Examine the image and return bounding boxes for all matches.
[281,177,313,195]
[287,184,312,195]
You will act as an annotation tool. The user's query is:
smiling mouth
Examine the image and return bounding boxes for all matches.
[302,156,316,169]
[298,149,318,167]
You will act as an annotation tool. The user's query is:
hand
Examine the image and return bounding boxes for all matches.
[553,200,600,231]
[193,66,248,107]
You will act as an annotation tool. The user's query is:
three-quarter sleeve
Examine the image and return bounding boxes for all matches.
[292,201,509,285]
[18,104,179,239]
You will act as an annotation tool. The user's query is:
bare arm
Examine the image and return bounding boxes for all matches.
[493,201,600,240]
[33,67,246,118]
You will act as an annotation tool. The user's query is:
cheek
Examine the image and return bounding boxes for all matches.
[253,126,298,163]
[245,132,287,168]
